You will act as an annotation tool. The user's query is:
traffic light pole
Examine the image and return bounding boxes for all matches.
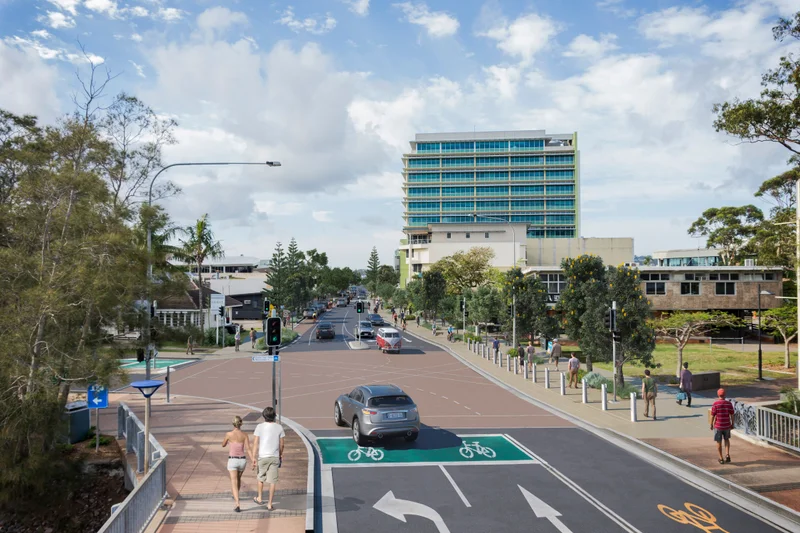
[462,296,466,337]
[612,301,617,402]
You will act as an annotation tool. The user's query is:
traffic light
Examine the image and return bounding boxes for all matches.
[218,306,225,318]
[604,309,612,331]
[356,301,364,313]
[263,299,271,317]
[612,331,622,342]
[266,317,282,347]
[460,299,465,312]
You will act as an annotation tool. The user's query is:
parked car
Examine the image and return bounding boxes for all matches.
[303,308,315,319]
[355,321,374,338]
[367,313,384,327]
[312,303,326,315]
[316,322,336,340]
[376,327,402,353]
[336,298,347,307]
[334,384,419,445]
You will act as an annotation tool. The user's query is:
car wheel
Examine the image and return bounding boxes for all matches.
[334,404,346,427]
[352,418,366,446]
[404,432,419,442]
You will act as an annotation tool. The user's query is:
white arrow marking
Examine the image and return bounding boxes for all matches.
[92,397,102,405]
[518,485,573,533]
[373,491,451,533]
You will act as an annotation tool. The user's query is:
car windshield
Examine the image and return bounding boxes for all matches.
[319,323,333,330]
[384,332,399,338]
[359,322,372,328]
[368,396,413,407]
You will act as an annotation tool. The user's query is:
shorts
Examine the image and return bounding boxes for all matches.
[257,456,280,484]
[227,458,247,471]
[714,429,731,442]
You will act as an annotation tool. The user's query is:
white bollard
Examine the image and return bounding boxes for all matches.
[523,363,528,380]
[601,384,608,410]
[545,368,550,389]
[532,363,537,383]
[514,359,519,374]
[560,372,566,395]
[630,392,637,422]
[507,355,511,372]
[582,378,588,403]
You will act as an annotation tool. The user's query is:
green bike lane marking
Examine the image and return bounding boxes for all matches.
[317,434,539,467]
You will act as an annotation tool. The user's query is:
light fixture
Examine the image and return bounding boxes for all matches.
[266,161,282,167]
[130,380,164,398]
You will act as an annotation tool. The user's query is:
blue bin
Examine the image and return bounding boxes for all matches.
[64,400,90,444]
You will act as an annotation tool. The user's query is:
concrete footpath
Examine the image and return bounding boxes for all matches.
[399,319,800,515]
[102,394,309,533]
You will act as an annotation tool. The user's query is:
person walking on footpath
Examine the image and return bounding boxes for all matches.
[677,362,693,407]
[186,335,194,355]
[222,415,252,513]
[526,343,535,371]
[550,339,562,370]
[711,388,734,464]
[493,338,500,358]
[250,328,257,349]
[642,369,658,420]
[252,406,285,510]
[568,353,580,388]
[234,327,241,352]
[416,315,421,327]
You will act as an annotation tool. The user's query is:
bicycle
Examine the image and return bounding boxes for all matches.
[459,441,496,459]
[347,446,385,462]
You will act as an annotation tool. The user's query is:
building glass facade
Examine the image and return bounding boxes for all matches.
[402,131,579,238]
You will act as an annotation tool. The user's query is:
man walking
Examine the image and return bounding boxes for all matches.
[416,315,421,327]
[234,327,241,352]
[711,388,734,464]
[526,343,535,371]
[677,362,693,407]
[186,335,194,355]
[642,369,657,420]
[492,338,500,358]
[550,339,562,371]
[568,352,580,388]
[252,406,285,510]
[250,328,257,349]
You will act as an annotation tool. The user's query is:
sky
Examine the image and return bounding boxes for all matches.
[1,0,800,268]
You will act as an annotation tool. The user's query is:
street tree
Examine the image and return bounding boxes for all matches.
[378,264,399,286]
[651,312,741,377]
[422,270,447,320]
[687,206,764,266]
[265,242,290,309]
[557,255,607,371]
[469,285,506,339]
[286,237,306,311]
[512,275,559,345]
[431,247,495,294]
[366,247,380,293]
[608,266,656,387]
[376,282,396,304]
[406,279,425,316]
[305,249,329,299]
[392,288,409,311]
[762,305,798,369]
[175,214,223,333]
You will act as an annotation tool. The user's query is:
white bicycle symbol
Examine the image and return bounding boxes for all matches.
[459,441,496,459]
[347,446,385,462]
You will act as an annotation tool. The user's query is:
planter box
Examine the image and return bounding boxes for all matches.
[692,371,720,391]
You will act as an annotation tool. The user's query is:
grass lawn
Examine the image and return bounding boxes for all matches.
[587,344,796,387]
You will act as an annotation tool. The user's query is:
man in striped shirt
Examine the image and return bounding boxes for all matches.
[710,388,734,464]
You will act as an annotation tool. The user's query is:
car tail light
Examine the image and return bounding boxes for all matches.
[362,409,378,416]
[409,407,418,413]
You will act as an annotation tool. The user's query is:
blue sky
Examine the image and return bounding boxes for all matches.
[1,0,799,267]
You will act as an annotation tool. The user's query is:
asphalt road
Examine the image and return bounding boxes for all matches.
[163,305,789,533]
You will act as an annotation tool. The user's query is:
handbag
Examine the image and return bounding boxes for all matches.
[676,392,687,401]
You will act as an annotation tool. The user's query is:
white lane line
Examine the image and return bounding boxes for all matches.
[416,388,424,391]
[441,396,448,400]
[403,337,412,342]
[475,412,481,415]
[453,400,460,405]
[464,405,471,410]
[429,391,437,395]
[439,465,471,508]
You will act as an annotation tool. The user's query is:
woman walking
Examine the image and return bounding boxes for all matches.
[222,416,252,512]
[234,327,241,352]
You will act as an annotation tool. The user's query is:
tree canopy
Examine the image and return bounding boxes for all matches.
[430,247,495,294]
[687,206,764,266]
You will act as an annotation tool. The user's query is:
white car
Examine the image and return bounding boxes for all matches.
[355,321,375,338]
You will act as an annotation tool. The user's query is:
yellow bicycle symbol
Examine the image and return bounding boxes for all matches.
[658,503,730,533]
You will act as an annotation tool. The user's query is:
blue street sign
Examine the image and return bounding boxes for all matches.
[87,383,109,409]
[252,355,280,363]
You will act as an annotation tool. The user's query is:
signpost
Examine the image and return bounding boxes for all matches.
[87,384,109,452]
[251,353,282,422]
[210,293,225,346]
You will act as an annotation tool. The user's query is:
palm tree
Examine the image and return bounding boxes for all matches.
[175,214,223,333]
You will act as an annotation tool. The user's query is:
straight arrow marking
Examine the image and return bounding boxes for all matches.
[518,485,573,533]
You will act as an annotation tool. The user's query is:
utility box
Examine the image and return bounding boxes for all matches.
[63,400,90,444]
[692,372,721,391]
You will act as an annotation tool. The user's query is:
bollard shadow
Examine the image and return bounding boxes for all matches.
[660,414,703,420]
[372,424,463,451]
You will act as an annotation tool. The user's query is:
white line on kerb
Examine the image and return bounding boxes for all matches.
[453,401,460,405]
[439,465,471,507]
[441,396,448,399]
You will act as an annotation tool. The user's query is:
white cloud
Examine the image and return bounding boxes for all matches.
[564,33,619,58]
[0,42,62,122]
[277,7,336,35]
[312,210,333,222]
[482,65,521,99]
[125,5,149,17]
[479,13,559,64]
[129,60,145,78]
[47,0,79,16]
[254,201,306,216]
[157,7,184,22]
[197,7,248,37]
[393,2,459,38]
[131,33,143,42]
[345,0,370,16]
[84,0,118,17]
[39,11,76,29]
[597,0,637,18]
[31,29,51,39]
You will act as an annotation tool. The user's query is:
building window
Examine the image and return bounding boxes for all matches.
[680,282,700,295]
[765,273,775,280]
[716,282,735,295]
[485,232,489,238]
[466,233,470,239]
[446,232,451,239]
[709,273,739,281]
[641,273,670,281]
[646,282,666,295]
[411,249,414,258]
[413,264,422,274]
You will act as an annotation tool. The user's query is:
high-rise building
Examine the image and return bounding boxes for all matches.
[402,130,580,238]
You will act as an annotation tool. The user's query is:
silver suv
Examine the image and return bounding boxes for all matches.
[334,385,419,445]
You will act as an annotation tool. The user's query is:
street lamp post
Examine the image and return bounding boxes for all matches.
[473,214,517,350]
[143,161,281,379]
[130,380,164,473]
[757,284,775,381]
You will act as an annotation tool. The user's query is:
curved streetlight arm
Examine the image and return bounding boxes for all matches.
[147,161,280,205]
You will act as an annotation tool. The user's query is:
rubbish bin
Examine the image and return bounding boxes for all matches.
[63,400,89,444]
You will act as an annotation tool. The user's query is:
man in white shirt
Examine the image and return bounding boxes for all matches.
[251,406,285,510]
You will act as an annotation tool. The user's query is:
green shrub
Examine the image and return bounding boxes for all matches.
[405,315,416,321]
[583,372,612,389]
[507,348,518,358]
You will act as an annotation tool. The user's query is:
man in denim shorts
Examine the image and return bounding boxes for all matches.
[252,406,285,510]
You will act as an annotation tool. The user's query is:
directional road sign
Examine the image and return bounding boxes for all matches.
[252,355,280,363]
[87,383,109,409]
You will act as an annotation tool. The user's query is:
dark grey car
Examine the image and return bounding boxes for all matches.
[367,313,384,326]
[334,385,420,446]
